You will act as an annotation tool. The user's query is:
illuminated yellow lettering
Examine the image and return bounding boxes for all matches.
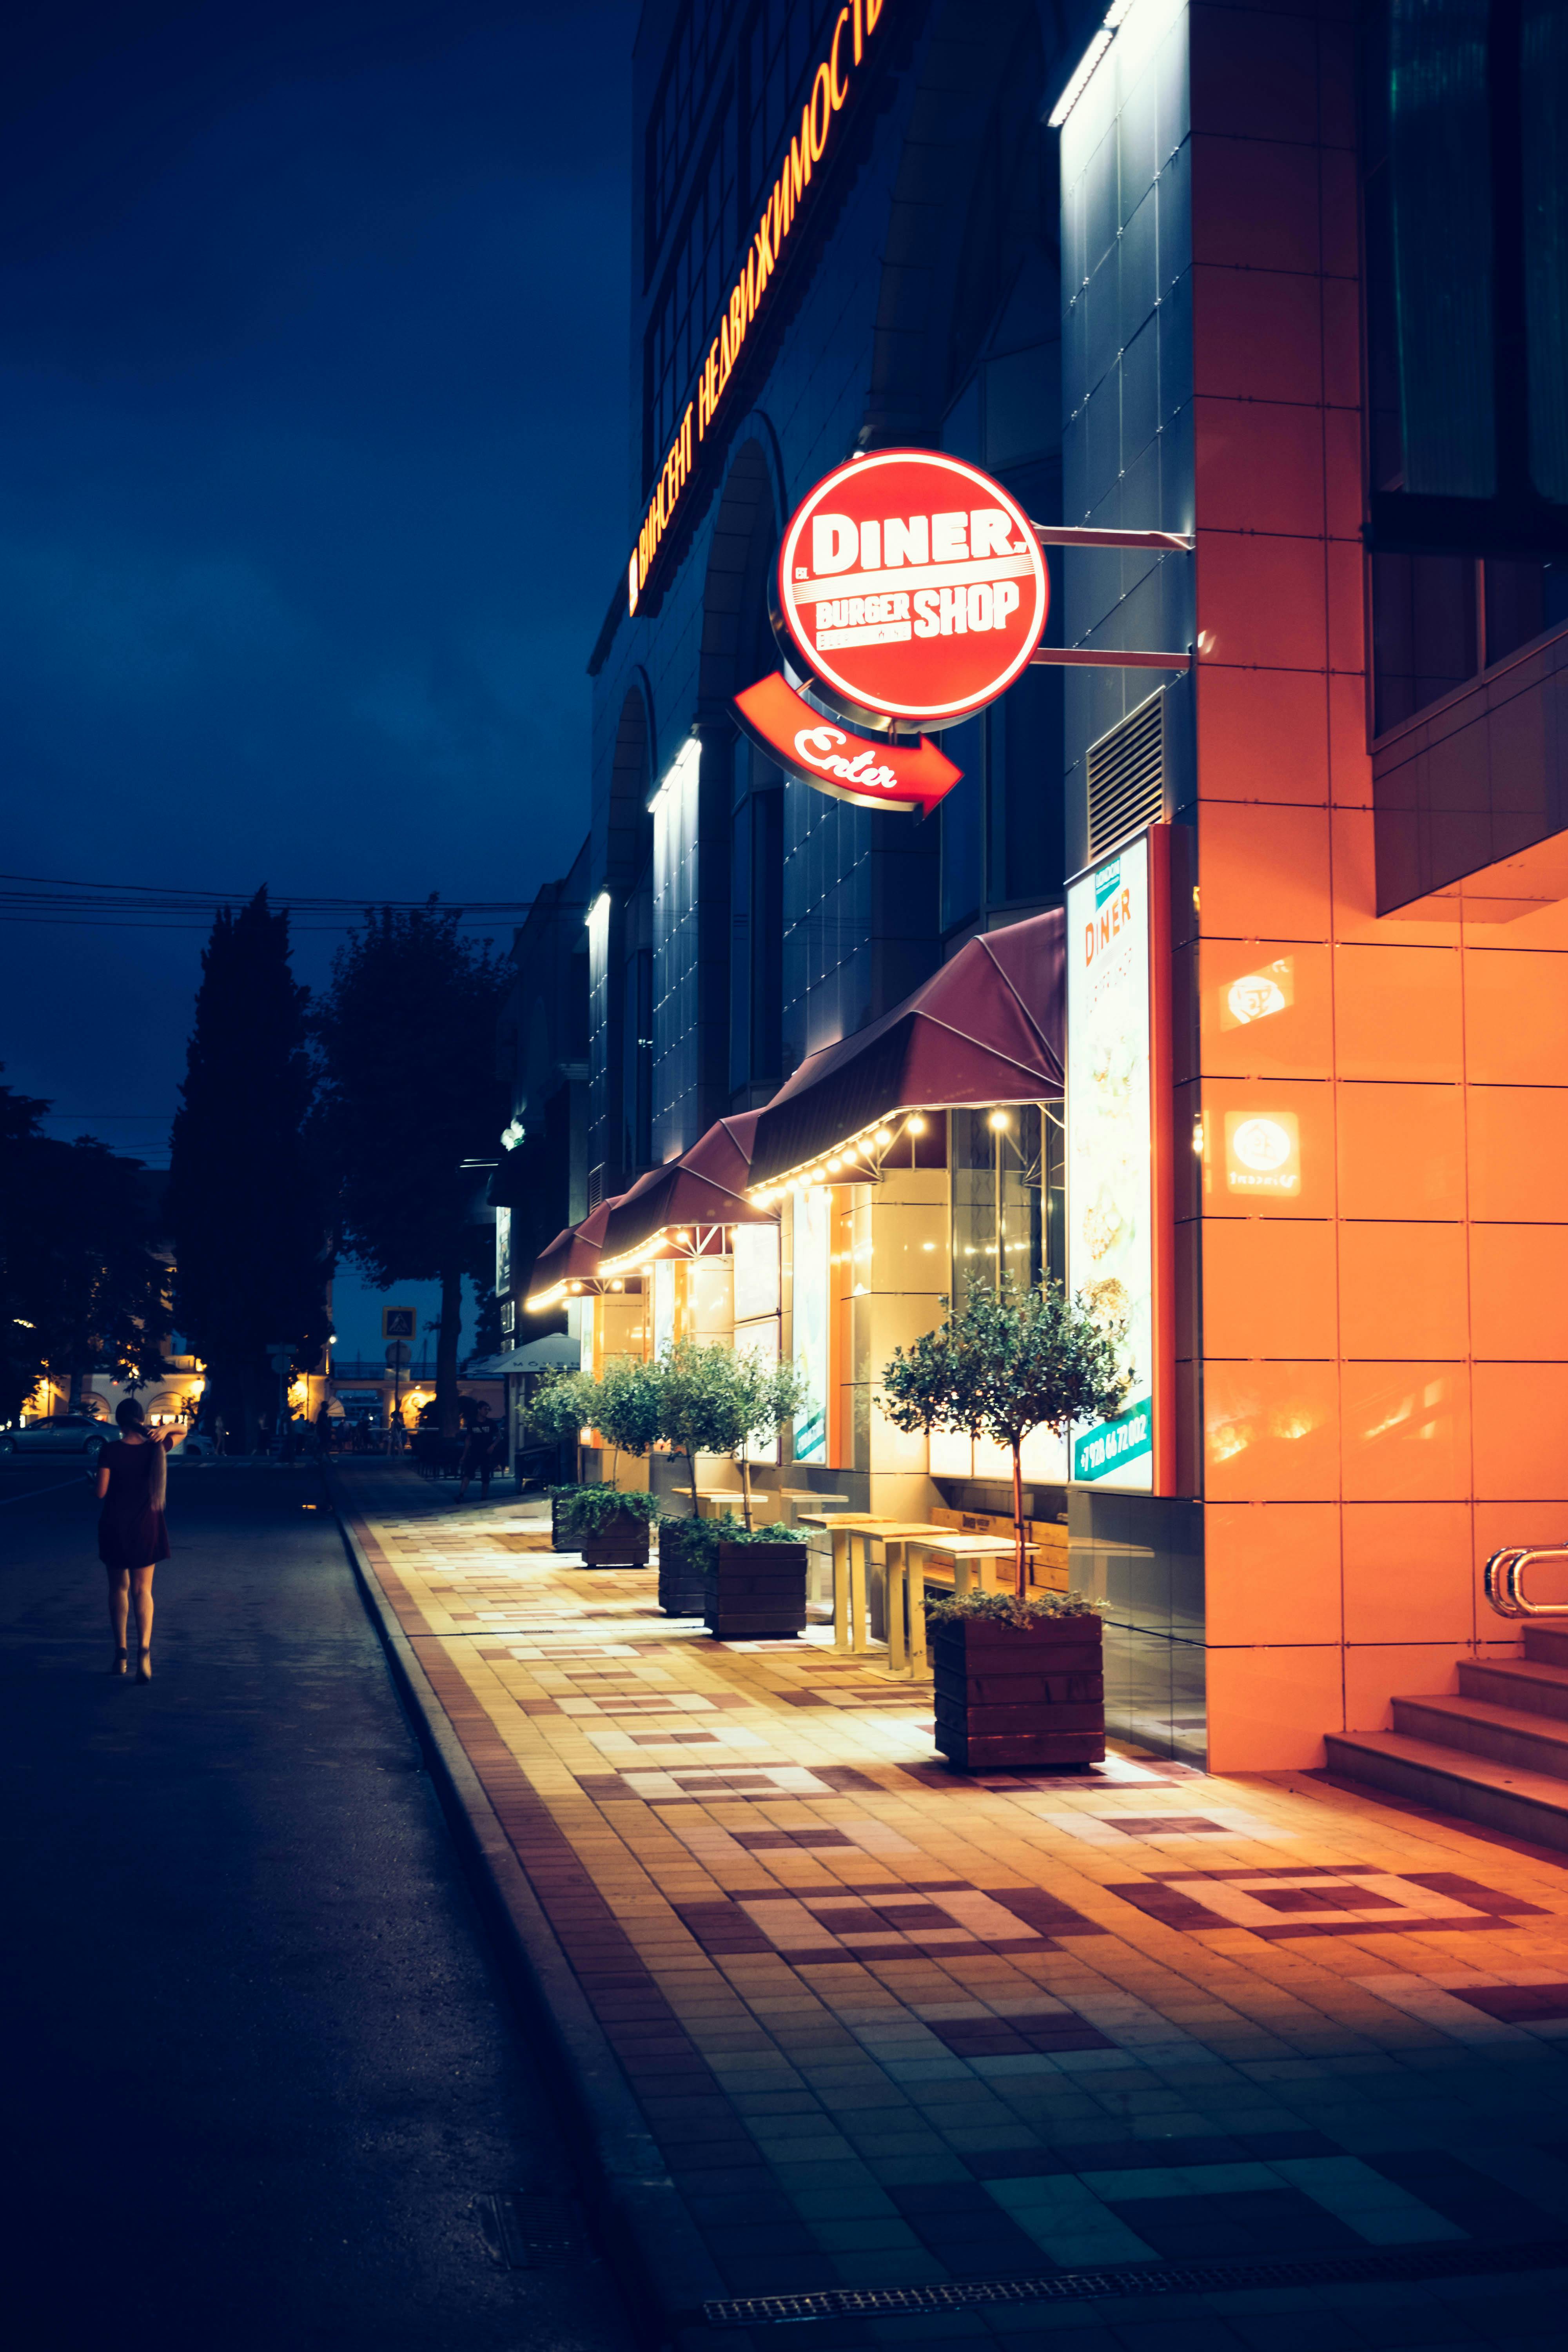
[830,8,851,105]
[808,70,830,162]
[627,0,884,603]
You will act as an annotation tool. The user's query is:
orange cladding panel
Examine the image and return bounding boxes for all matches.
[1467,1086,1568,1222]
[1197,668,1327,808]
[1200,942,1331,1078]
[1202,1218,1337,1359]
[1332,945,1463,1082]
[1464,947,1568,1083]
[1472,1363,1568,1501]
[1341,1502,1473,1644]
[1199,803,1332,944]
[1204,1646,1343,1771]
[1204,1502,1341,1644]
[1337,1223,1468,1360]
[1204,1360,1339,1501]
[1337,1083,1465,1220]
[1469,1224,1568,1360]
[1340,1363,1470,1502]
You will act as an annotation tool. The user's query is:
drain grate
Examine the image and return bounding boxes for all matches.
[481,2190,590,2269]
[700,2238,1568,2326]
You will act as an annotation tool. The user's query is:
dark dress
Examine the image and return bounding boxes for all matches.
[97,1439,171,1569]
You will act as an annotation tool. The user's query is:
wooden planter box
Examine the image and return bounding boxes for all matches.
[704,1542,808,1641]
[551,1499,650,1568]
[932,1615,1104,1771]
[656,1521,710,1618]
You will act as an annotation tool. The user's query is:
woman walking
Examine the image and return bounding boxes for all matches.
[96,1398,174,1682]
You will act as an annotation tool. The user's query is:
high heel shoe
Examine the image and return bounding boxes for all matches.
[109,1647,127,1675]
[134,1648,152,1684]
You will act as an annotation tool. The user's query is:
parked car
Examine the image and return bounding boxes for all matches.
[0,1414,114,1461]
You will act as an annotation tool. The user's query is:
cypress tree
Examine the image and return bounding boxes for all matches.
[314,904,508,1438]
[167,889,330,1448]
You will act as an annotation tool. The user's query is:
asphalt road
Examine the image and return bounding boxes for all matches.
[0,1459,635,2352]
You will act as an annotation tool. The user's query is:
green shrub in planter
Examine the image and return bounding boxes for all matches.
[695,1515,809,1641]
[926,1588,1104,1771]
[549,1483,657,1566]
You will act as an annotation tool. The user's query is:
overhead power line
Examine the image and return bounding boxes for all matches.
[0,869,583,933]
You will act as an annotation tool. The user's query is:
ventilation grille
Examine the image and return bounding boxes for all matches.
[1087,692,1165,861]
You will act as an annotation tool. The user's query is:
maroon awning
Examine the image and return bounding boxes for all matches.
[524,1196,617,1304]
[598,1110,774,1266]
[747,909,1064,1187]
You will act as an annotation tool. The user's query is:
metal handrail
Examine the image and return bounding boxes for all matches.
[1483,1544,1568,1619]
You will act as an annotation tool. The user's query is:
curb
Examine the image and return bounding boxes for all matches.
[327,1478,725,2351]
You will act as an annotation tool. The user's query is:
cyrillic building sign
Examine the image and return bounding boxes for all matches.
[628,0,893,616]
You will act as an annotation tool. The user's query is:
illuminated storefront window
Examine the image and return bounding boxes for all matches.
[949,1103,1063,1298]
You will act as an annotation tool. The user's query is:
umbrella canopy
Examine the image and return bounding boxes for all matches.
[464,1334,580,1377]
[747,909,1064,1187]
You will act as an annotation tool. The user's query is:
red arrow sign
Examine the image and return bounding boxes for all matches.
[733,672,962,817]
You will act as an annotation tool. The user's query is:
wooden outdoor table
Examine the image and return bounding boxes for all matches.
[860,1524,949,1677]
[908,1532,1020,1605]
[671,1486,744,1517]
[795,1514,944,1653]
[769,1487,850,1529]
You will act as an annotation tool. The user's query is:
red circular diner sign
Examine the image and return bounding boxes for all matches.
[775,450,1048,727]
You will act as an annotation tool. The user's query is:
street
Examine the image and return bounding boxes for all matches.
[0,1459,635,2352]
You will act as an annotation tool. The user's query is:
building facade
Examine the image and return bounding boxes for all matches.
[502,0,1568,1771]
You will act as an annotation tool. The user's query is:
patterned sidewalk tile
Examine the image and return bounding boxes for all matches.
[334,1467,1568,2338]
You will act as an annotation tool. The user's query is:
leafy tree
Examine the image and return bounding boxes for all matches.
[166,891,331,1448]
[593,1356,664,1489]
[528,1369,598,1484]
[314,904,508,1437]
[879,1279,1129,1596]
[709,1348,809,1530]
[0,1078,171,1425]
[655,1339,809,1528]
[655,1336,731,1516]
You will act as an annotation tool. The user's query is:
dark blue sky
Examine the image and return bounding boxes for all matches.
[0,0,637,1164]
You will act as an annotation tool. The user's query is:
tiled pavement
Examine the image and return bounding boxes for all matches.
[332,1465,1568,2348]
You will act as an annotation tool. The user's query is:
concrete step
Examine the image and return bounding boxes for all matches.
[1459,1654,1568,1721]
[1524,1624,1568,1670]
[1324,1727,1568,1854]
[1391,1691,1568,1780]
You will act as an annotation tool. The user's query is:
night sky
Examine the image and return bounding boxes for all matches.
[0,0,637,1170]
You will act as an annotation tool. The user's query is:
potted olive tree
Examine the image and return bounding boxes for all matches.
[536,1363,661,1566]
[654,1339,809,1632]
[573,1357,661,1566]
[879,1279,1127,1771]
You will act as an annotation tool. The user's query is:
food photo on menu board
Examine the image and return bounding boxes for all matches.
[1065,836,1154,1490]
